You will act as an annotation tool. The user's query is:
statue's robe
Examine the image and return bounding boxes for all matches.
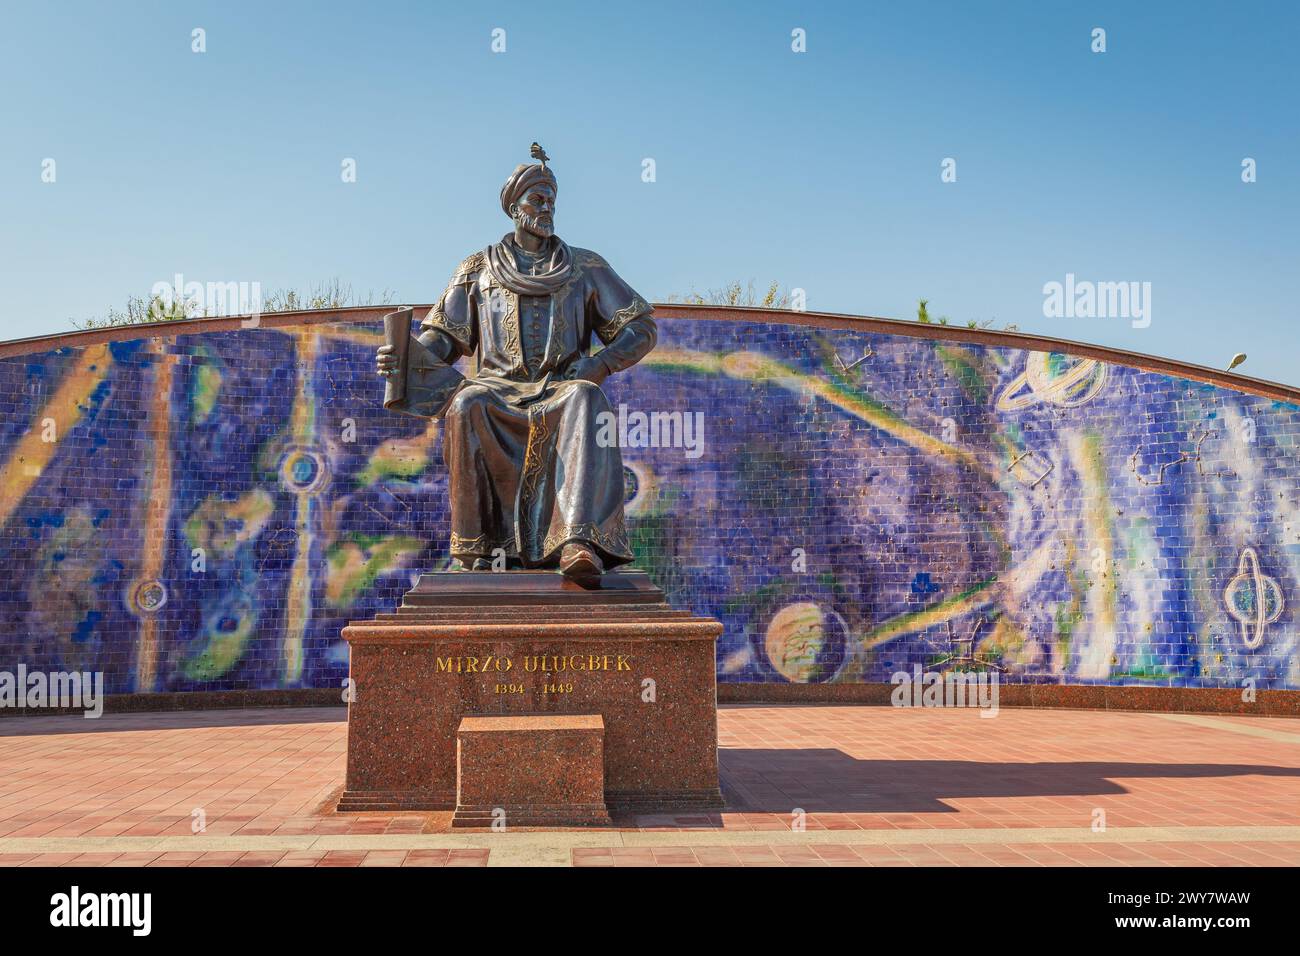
[389,237,655,569]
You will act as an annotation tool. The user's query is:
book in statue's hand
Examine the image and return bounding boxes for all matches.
[382,306,465,419]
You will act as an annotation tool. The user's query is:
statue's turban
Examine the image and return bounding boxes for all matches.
[500,163,556,217]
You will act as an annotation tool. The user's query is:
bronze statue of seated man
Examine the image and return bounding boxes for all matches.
[376,147,656,580]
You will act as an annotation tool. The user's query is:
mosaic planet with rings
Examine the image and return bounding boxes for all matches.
[997,351,1109,411]
[1224,547,1284,650]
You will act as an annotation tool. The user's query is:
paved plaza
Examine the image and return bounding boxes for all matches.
[1,704,1298,867]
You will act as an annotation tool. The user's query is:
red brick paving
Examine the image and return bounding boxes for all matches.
[0,704,1298,866]
[568,841,1300,867]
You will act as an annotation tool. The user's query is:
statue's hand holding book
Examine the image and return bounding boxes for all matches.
[379,306,465,419]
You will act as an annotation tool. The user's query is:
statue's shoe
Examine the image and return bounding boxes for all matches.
[559,543,603,580]
[449,557,493,571]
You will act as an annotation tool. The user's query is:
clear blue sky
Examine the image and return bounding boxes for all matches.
[2,1,1297,382]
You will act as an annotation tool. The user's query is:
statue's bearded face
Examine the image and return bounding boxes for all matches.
[512,183,556,239]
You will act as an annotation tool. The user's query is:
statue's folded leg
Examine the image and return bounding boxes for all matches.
[441,384,527,564]
[520,379,634,570]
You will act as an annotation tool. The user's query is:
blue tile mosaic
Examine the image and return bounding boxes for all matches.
[0,313,1296,693]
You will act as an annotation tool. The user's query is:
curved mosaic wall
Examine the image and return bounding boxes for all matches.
[1,311,1297,694]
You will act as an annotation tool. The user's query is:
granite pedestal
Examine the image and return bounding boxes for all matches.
[338,570,724,816]
[452,714,610,827]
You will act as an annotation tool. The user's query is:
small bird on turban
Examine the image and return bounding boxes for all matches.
[501,145,558,218]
